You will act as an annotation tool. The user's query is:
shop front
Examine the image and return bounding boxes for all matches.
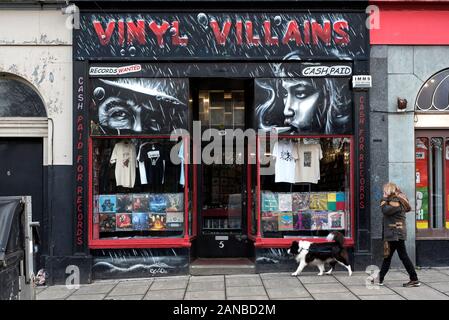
[73,5,370,279]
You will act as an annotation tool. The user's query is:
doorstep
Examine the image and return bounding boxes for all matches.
[190,258,255,276]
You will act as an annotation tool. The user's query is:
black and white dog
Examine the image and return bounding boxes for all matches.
[287,231,352,277]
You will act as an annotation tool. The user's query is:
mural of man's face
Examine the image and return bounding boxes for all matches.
[99,97,151,133]
[281,79,321,131]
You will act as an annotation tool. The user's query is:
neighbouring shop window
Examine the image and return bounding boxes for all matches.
[92,138,186,239]
[415,68,449,112]
[259,137,351,238]
[415,135,449,230]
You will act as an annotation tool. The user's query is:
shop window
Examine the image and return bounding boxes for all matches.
[258,136,352,239]
[88,77,190,246]
[92,137,187,240]
[415,68,449,112]
[415,134,449,233]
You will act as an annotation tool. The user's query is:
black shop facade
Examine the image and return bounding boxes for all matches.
[70,5,371,282]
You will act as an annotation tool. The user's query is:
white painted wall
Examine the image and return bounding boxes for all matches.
[0,9,72,165]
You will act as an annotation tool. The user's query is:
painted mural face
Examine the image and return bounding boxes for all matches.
[281,78,322,131]
[90,78,188,135]
[255,76,352,135]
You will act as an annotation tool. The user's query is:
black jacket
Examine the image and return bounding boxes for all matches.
[381,196,407,241]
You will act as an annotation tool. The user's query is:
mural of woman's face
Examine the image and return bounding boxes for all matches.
[281,79,321,131]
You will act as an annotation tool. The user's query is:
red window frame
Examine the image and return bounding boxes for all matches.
[254,134,355,248]
[88,135,192,249]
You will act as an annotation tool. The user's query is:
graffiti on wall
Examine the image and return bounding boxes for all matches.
[92,248,189,279]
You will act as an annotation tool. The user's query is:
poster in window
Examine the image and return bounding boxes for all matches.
[116,213,133,231]
[90,78,188,135]
[292,193,310,211]
[328,211,345,230]
[278,193,293,212]
[166,193,184,212]
[150,213,167,231]
[132,212,150,231]
[293,211,313,230]
[278,212,294,231]
[261,191,278,212]
[309,193,328,210]
[99,214,116,232]
[311,211,330,230]
[99,195,117,213]
[116,194,133,213]
[167,211,184,230]
[149,194,167,213]
[262,212,279,233]
[132,194,150,212]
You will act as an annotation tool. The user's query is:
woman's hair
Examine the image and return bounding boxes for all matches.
[383,182,399,197]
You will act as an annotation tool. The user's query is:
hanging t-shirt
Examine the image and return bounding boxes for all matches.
[138,143,167,185]
[295,143,323,184]
[110,141,137,188]
[178,141,185,186]
[272,140,298,184]
[137,142,150,185]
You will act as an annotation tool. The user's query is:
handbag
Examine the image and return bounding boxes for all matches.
[383,241,390,258]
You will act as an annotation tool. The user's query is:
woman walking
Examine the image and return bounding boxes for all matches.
[378,182,420,287]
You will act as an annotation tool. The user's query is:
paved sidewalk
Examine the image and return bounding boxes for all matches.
[36,268,449,300]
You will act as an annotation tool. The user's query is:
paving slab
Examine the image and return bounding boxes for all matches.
[189,275,224,282]
[266,287,310,299]
[334,275,371,286]
[66,294,106,300]
[105,295,144,300]
[387,284,449,300]
[226,286,267,297]
[72,283,116,295]
[262,278,302,289]
[359,294,405,300]
[425,282,449,293]
[184,290,225,300]
[303,283,349,294]
[273,297,314,300]
[225,275,263,287]
[187,281,225,292]
[346,285,397,296]
[312,292,359,300]
[298,275,339,284]
[378,272,410,281]
[108,281,151,296]
[150,279,189,290]
[259,272,293,279]
[227,296,269,300]
[144,289,186,300]
[36,286,77,300]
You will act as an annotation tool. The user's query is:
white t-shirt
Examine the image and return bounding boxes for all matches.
[110,141,137,188]
[272,140,298,184]
[178,141,185,186]
[295,143,322,184]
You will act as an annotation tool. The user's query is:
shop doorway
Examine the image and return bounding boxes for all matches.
[192,79,253,258]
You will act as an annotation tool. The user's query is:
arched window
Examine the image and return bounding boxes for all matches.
[415,68,449,112]
[0,77,46,117]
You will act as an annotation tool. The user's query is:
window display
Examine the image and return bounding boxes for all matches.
[92,138,186,239]
[260,137,351,239]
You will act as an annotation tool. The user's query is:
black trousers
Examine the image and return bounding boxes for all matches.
[379,240,418,282]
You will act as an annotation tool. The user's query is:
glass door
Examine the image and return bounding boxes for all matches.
[194,85,250,257]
